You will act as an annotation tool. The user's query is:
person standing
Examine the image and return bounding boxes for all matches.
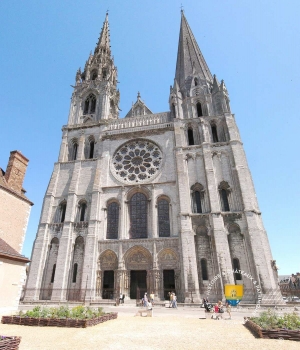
[225,302,231,319]
[150,291,154,305]
[172,293,177,308]
[169,292,173,308]
[143,292,148,307]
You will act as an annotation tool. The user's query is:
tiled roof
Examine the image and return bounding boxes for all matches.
[0,237,30,263]
[0,167,33,205]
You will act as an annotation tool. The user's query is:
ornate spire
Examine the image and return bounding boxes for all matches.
[95,12,111,55]
[175,11,213,88]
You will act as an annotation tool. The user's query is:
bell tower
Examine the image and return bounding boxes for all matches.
[68,12,120,125]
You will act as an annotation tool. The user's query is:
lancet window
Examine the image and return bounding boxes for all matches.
[106,202,119,239]
[158,198,170,237]
[83,94,96,115]
[129,193,147,239]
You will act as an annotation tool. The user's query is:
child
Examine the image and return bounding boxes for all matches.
[211,303,220,320]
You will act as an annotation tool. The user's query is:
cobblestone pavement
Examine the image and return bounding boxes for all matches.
[0,306,299,349]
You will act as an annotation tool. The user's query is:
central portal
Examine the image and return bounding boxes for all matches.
[130,270,147,299]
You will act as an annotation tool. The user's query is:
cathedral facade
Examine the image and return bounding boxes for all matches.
[24,12,279,303]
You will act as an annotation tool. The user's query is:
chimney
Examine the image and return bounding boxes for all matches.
[5,151,29,194]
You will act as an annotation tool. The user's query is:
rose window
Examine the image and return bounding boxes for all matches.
[111,139,163,183]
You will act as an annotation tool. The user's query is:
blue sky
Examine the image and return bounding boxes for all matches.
[0,0,299,275]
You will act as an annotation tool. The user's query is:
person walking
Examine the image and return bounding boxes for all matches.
[143,292,148,307]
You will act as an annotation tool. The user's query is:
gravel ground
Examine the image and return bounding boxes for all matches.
[0,313,299,350]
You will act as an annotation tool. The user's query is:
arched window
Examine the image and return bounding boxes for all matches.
[72,263,78,283]
[211,125,219,142]
[158,199,170,237]
[129,193,147,239]
[89,140,94,159]
[83,94,96,115]
[102,68,107,79]
[233,258,242,280]
[91,70,98,80]
[51,264,56,283]
[194,78,198,86]
[106,202,119,239]
[72,143,78,161]
[172,104,176,117]
[221,189,230,212]
[201,259,208,280]
[188,128,195,145]
[79,202,87,222]
[197,102,203,117]
[58,201,67,223]
[194,191,202,213]
[191,183,206,214]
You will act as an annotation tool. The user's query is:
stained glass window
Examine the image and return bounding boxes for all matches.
[158,199,170,237]
[130,193,147,239]
[106,202,119,239]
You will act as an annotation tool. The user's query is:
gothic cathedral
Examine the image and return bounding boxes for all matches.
[24,12,279,303]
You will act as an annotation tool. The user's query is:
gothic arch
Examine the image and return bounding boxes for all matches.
[123,246,152,270]
[84,135,96,159]
[106,199,120,239]
[157,248,179,270]
[98,249,118,271]
[76,199,88,222]
[184,122,201,145]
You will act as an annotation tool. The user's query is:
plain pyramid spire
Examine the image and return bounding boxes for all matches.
[95,12,111,54]
[175,11,213,88]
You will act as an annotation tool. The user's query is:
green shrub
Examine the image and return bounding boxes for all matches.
[251,309,300,330]
[22,305,106,319]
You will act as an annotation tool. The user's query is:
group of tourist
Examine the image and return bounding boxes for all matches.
[203,298,231,320]
[167,291,178,308]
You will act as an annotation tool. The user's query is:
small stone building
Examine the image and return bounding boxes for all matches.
[0,151,32,314]
[24,12,279,304]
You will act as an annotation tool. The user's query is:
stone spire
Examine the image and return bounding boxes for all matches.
[175,11,213,88]
[94,12,111,55]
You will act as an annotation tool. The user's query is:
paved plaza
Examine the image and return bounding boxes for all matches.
[1,306,299,349]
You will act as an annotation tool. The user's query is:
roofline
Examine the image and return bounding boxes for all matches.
[0,184,34,206]
[0,251,30,263]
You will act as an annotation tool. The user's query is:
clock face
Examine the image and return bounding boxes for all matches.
[111,139,163,184]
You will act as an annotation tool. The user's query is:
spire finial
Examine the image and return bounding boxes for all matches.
[137,91,141,99]
[180,4,184,12]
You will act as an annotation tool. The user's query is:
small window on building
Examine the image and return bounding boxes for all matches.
[201,259,208,280]
[197,102,203,117]
[233,258,242,280]
[188,128,195,146]
[79,202,87,222]
[72,143,78,161]
[194,78,198,86]
[102,68,107,79]
[51,264,56,283]
[194,191,202,214]
[60,202,67,223]
[89,141,94,159]
[211,125,219,142]
[221,189,230,212]
[72,263,78,283]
